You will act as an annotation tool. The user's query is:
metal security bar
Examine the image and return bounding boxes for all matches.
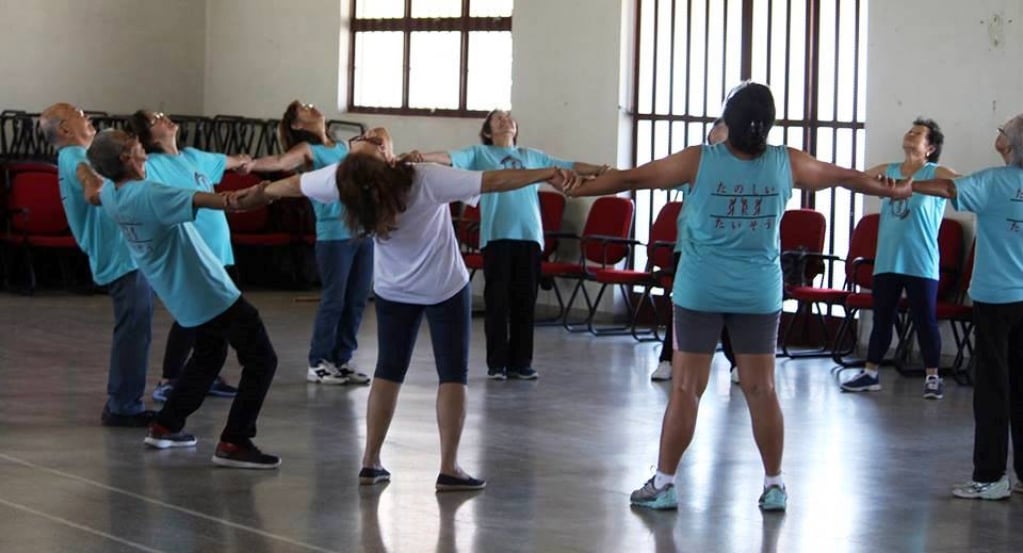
[632,0,868,289]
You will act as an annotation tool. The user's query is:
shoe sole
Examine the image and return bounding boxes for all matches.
[923,393,944,400]
[144,437,198,449]
[759,503,787,512]
[487,374,507,381]
[952,490,1011,500]
[360,475,391,485]
[508,374,538,380]
[212,456,281,469]
[306,376,348,385]
[841,385,882,392]
[650,376,671,382]
[630,498,678,510]
[436,483,486,492]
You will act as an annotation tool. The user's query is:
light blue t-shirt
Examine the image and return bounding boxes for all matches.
[449,145,574,249]
[673,144,793,313]
[309,143,351,241]
[145,148,234,266]
[952,165,1023,303]
[98,180,241,327]
[57,146,137,285]
[874,163,946,279]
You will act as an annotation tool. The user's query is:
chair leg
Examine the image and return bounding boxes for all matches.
[781,301,836,358]
[563,279,594,332]
[831,308,862,368]
[536,276,567,325]
[630,286,660,342]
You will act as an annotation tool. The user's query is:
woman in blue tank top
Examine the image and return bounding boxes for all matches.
[557,83,909,512]
[247,100,377,386]
[840,120,960,398]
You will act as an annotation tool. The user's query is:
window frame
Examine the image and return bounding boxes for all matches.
[347,0,513,118]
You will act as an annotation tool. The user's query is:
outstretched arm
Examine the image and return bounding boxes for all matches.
[790,148,908,198]
[224,175,303,211]
[572,161,612,177]
[561,146,701,197]
[225,153,253,171]
[908,177,958,199]
[481,168,558,193]
[245,143,314,173]
[399,150,452,165]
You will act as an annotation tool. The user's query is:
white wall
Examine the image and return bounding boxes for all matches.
[203,0,631,313]
[860,0,1023,358]
[0,0,206,113]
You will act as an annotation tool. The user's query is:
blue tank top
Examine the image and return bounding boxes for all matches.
[309,143,351,241]
[874,163,946,279]
[673,144,793,313]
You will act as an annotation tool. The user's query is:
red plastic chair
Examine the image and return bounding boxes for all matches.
[936,242,975,384]
[538,190,566,262]
[587,201,682,340]
[540,196,635,330]
[2,171,79,293]
[215,172,292,247]
[782,213,880,359]
[779,209,828,295]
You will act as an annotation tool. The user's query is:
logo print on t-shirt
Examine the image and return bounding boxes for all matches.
[194,172,212,192]
[711,182,778,232]
[500,155,524,170]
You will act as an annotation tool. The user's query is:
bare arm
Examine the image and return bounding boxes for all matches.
[910,177,958,199]
[572,161,612,177]
[192,191,231,210]
[399,150,452,165]
[246,143,314,173]
[564,146,701,197]
[224,175,303,211]
[224,153,252,171]
[481,168,557,193]
[789,148,902,197]
[77,162,104,206]
[934,165,961,179]
[863,163,889,178]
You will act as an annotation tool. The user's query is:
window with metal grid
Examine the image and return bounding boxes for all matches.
[348,0,513,117]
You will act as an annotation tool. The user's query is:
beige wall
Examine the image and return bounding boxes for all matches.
[0,0,206,113]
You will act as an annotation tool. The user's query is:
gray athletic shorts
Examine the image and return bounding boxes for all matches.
[673,307,781,355]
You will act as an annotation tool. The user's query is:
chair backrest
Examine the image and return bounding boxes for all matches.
[936,218,964,300]
[956,240,976,302]
[538,190,566,260]
[454,203,480,251]
[845,213,880,289]
[215,171,268,233]
[8,171,68,235]
[580,196,634,264]
[780,208,827,282]
[646,201,683,270]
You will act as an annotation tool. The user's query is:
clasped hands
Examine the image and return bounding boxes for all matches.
[221,182,270,212]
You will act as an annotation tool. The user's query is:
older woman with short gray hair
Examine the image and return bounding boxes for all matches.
[909,113,1023,500]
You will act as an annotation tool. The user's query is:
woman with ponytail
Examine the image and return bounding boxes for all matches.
[558,82,911,512]
[246,101,374,386]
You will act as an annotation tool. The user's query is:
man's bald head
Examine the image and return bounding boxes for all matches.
[39,103,96,148]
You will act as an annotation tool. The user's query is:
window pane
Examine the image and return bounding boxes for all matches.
[412,0,462,18]
[353,32,404,108]
[467,31,512,111]
[470,0,513,17]
[356,0,404,18]
[409,32,461,110]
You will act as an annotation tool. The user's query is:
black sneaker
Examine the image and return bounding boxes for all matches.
[207,377,238,398]
[144,423,198,449]
[359,467,391,485]
[212,440,281,469]
[487,367,507,381]
[508,367,539,380]
[101,407,156,428]
[436,473,486,492]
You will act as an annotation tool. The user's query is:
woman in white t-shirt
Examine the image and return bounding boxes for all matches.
[230,134,565,491]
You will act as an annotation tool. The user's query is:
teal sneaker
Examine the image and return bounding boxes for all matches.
[758,485,787,512]
[629,477,678,510]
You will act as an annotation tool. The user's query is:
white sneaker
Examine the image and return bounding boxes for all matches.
[307,361,348,385]
[651,361,672,381]
[1014,480,1023,494]
[337,362,371,384]
[730,366,740,384]
[952,475,1012,500]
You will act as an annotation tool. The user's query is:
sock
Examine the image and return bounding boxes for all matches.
[926,373,939,380]
[864,368,878,378]
[654,471,674,489]
[764,473,785,489]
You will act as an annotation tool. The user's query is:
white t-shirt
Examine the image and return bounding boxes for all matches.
[300,162,482,304]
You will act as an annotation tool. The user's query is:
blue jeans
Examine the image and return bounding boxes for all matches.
[106,270,153,415]
[374,284,471,384]
[308,238,374,366]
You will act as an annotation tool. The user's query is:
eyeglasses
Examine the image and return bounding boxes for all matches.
[148,113,167,127]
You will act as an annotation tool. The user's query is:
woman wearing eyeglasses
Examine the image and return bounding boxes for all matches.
[244,100,380,386]
[839,119,960,399]
[127,110,252,402]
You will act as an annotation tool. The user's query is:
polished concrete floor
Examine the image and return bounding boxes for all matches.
[0,290,1021,553]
